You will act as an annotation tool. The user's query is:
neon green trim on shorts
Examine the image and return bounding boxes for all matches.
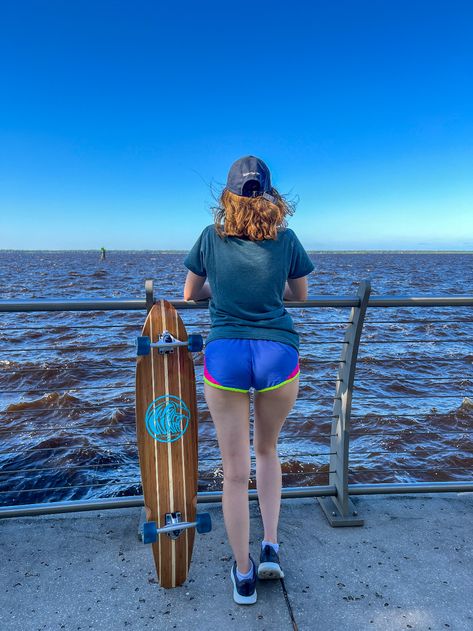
[255,370,300,393]
[203,376,249,393]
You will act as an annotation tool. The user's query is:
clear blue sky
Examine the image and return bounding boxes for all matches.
[1,1,472,250]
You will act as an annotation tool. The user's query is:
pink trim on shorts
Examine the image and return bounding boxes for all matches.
[286,363,300,380]
[204,364,223,386]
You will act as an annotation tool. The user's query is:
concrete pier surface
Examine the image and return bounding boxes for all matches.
[1,493,472,631]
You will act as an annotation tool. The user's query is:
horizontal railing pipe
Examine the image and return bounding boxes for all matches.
[0,298,147,312]
[1,481,472,518]
[1,294,472,313]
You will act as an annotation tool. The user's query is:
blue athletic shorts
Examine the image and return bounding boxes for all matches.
[204,338,300,393]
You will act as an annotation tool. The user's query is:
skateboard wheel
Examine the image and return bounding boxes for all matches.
[196,512,212,534]
[187,334,203,353]
[136,336,151,356]
[142,521,158,543]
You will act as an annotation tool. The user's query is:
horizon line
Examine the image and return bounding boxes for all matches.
[1,249,473,254]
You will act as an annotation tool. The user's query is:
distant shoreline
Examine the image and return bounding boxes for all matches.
[1,249,472,254]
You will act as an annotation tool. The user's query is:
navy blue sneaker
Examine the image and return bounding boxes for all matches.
[258,545,284,579]
[230,557,257,605]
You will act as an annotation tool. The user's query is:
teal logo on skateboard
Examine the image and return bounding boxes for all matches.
[145,395,190,443]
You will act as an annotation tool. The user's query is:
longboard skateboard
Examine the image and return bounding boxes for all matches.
[135,300,211,588]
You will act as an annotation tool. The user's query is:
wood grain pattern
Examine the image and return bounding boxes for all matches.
[135,300,198,588]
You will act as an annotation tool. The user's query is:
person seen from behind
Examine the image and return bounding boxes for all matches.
[183,156,314,604]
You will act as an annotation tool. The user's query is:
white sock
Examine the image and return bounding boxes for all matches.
[236,559,254,581]
[262,540,279,554]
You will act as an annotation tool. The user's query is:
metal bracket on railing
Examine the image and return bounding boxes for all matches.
[145,279,154,314]
[318,279,371,527]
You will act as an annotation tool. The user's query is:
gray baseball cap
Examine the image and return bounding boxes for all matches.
[226,155,274,199]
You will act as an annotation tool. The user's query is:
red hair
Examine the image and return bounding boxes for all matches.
[213,189,296,241]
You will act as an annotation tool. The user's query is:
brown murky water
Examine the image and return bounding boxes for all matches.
[0,250,472,505]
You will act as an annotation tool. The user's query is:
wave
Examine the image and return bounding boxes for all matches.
[5,391,84,412]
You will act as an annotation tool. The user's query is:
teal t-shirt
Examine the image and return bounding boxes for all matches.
[183,224,315,352]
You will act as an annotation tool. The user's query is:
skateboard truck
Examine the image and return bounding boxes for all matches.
[165,512,185,539]
[141,512,212,544]
[136,330,203,355]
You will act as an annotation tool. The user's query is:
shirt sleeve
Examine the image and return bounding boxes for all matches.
[288,230,315,279]
[183,228,207,277]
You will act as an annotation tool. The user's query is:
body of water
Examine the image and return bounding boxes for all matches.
[0,250,472,506]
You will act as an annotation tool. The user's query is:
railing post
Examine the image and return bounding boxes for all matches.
[145,279,154,313]
[318,279,371,526]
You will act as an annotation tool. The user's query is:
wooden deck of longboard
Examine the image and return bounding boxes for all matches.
[135,300,198,588]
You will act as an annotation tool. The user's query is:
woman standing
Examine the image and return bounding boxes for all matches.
[183,156,314,604]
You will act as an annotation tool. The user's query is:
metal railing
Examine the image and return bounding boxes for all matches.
[1,280,472,524]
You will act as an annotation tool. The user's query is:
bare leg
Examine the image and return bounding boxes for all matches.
[204,382,252,573]
[253,377,299,542]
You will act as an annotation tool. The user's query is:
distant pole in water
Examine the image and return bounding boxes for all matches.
[100,247,106,261]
